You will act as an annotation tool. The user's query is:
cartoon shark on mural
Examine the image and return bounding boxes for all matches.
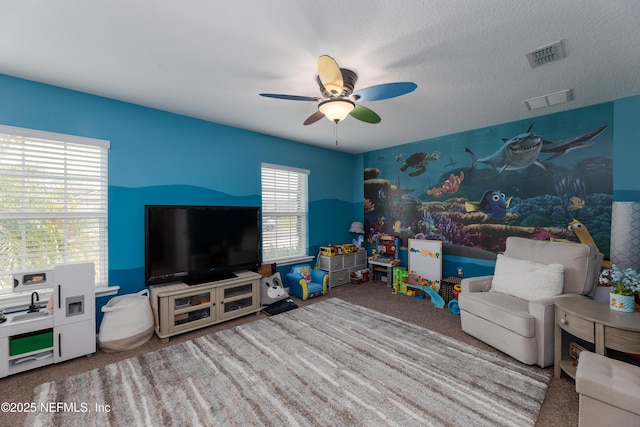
[541,125,608,160]
[465,125,545,176]
[465,190,513,221]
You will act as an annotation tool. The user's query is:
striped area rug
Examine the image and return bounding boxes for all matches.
[27,298,550,426]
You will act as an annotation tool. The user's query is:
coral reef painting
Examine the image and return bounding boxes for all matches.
[363,103,613,258]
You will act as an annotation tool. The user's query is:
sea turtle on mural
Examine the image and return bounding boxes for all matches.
[399,151,440,176]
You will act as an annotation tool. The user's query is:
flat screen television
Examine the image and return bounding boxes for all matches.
[144,205,261,286]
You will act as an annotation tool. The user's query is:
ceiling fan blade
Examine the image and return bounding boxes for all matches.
[303,110,325,125]
[349,105,381,124]
[259,93,319,101]
[318,55,344,96]
[352,82,417,102]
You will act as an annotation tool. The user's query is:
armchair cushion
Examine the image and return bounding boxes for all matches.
[501,236,601,297]
[461,291,534,337]
[491,254,564,301]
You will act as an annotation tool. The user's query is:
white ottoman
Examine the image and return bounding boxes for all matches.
[575,351,640,427]
[98,290,154,352]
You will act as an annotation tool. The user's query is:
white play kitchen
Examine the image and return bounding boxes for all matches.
[0,261,96,377]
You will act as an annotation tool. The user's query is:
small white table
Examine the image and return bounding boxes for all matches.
[368,259,395,286]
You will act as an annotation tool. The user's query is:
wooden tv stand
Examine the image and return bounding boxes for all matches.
[150,271,262,342]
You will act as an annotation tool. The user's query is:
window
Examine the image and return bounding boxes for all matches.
[0,125,109,294]
[261,163,309,263]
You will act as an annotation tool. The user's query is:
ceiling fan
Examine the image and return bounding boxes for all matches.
[260,55,417,127]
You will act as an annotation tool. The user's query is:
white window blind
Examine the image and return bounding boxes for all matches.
[0,125,109,294]
[261,163,309,262]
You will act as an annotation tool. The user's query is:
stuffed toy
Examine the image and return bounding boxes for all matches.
[300,266,312,282]
[260,272,289,306]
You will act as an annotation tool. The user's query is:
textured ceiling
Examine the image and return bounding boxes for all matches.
[1,1,638,154]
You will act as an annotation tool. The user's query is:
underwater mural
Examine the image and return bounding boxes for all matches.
[363,103,614,259]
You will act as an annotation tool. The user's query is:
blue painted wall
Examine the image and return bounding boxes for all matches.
[0,74,361,326]
[1,71,639,326]
[613,95,640,201]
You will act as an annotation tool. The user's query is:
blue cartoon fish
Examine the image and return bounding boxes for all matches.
[465,190,512,221]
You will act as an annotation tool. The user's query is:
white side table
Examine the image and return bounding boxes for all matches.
[368,259,394,286]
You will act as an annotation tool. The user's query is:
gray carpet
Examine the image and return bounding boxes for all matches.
[25,298,550,426]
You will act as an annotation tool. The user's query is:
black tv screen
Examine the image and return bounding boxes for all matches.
[144,205,261,286]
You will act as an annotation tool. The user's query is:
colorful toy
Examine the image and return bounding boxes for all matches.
[404,270,420,285]
[392,268,445,308]
[352,234,364,250]
[392,267,407,294]
[321,243,359,257]
[453,284,462,299]
[404,284,444,308]
[320,246,339,256]
[350,268,370,284]
[338,243,358,254]
[448,299,460,315]
[404,270,439,291]
[373,234,400,263]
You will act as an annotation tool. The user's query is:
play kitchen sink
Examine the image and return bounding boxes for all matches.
[10,311,50,322]
[0,262,96,378]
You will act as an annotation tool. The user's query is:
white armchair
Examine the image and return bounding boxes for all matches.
[458,237,602,368]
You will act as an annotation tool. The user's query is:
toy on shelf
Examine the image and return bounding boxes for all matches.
[338,243,358,254]
[320,244,359,257]
[375,234,399,259]
[320,246,338,257]
[371,234,400,264]
[352,234,364,250]
[349,222,365,250]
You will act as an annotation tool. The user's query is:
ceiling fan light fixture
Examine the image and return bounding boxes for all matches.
[318,98,355,122]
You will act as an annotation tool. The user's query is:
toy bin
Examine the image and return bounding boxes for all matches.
[439,276,462,303]
[9,329,53,356]
[98,289,154,353]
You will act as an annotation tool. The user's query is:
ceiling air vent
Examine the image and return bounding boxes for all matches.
[524,89,572,110]
[525,41,565,68]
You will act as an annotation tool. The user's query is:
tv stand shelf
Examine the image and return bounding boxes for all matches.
[150,271,262,343]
